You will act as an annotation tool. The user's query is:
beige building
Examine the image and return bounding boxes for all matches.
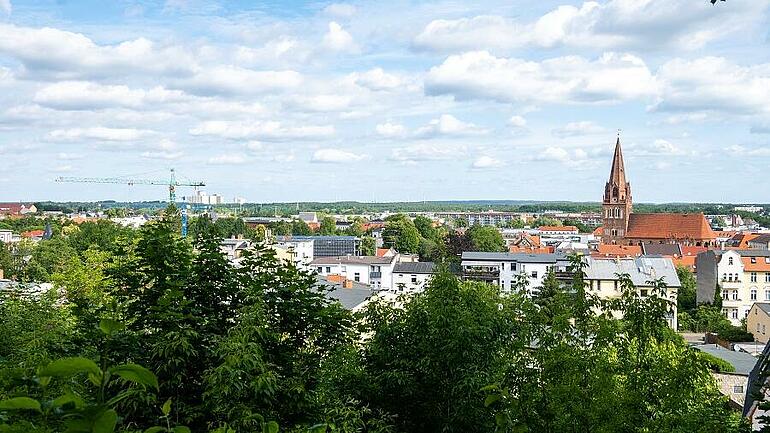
[748,303,770,343]
[582,256,680,329]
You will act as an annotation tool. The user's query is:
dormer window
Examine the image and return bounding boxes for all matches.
[728,257,734,265]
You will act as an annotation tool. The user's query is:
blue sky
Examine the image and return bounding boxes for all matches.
[1,0,769,203]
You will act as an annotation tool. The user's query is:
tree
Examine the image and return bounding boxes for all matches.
[466,225,505,252]
[382,215,421,254]
[292,219,312,235]
[413,216,436,241]
[361,236,376,256]
[319,217,338,236]
[677,265,697,312]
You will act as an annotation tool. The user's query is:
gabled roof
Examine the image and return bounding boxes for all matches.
[641,243,682,256]
[593,244,641,258]
[748,233,770,245]
[583,255,681,287]
[538,225,578,233]
[393,262,435,274]
[625,213,717,241]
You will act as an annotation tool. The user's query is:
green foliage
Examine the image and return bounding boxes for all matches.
[360,236,376,256]
[466,225,505,252]
[697,351,736,373]
[319,217,337,236]
[382,214,421,254]
[677,265,697,312]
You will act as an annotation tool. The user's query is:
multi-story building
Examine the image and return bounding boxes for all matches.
[280,235,361,257]
[435,211,526,227]
[460,252,569,294]
[312,255,397,290]
[0,203,36,217]
[272,238,314,269]
[392,262,436,293]
[0,229,13,243]
[747,303,770,344]
[696,249,770,325]
[582,256,680,329]
[748,234,770,250]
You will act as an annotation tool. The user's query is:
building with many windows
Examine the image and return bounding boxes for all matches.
[392,262,436,293]
[460,252,569,294]
[696,249,770,325]
[312,255,397,290]
[280,235,361,257]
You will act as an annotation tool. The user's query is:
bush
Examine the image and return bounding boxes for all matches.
[716,325,754,343]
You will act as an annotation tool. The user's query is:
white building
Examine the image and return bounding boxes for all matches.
[312,255,398,291]
[461,252,569,294]
[272,238,314,269]
[188,191,223,205]
[392,262,436,293]
[0,230,13,243]
[297,212,318,224]
[111,215,149,228]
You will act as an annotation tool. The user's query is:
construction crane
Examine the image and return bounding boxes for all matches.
[56,169,205,236]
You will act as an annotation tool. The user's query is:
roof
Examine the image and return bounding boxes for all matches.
[376,248,394,257]
[693,344,757,376]
[287,235,360,241]
[462,252,566,263]
[538,225,578,232]
[727,233,760,248]
[593,244,641,258]
[753,303,770,315]
[583,255,681,287]
[311,255,395,265]
[316,276,372,310]
[625,213,717,241]
[748,233,770,245]
[0,203,33,215]
[641,243,682,256]
[509,246,553,254]
[21,229,45,238]
[393,262,436,274]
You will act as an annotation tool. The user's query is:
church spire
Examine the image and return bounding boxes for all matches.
[608,136,626,187]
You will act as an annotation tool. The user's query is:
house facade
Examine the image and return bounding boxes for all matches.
[392,262,436,293]
[461,252,569,295]
[696,249,770,325]
[312,255,397,290]
[747,303,770,344]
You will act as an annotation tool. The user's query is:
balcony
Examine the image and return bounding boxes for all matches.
[463,268,500,281]
[370,272,382,279]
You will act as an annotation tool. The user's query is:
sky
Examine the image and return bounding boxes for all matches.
[1,0,770,203]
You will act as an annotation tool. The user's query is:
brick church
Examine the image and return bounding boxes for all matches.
[600,137,717,246]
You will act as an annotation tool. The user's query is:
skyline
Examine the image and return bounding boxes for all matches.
[1,0,770,203]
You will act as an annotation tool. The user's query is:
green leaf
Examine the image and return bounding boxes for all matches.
[0,397,41,412]
[161,398,172,416]
[93,409,118,433]
[308,424,327,433]
[173,427,191,433]
[143,428,165,433]
[110,364,159,390]
[98,319,125,336]
[39,357,101,378]
[264,421,279,433]
[484,394,501,407]
[52,392,85,410]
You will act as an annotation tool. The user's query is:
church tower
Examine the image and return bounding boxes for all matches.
[602,137,632,244]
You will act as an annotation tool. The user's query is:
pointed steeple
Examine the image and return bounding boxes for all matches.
[608,136,626,187]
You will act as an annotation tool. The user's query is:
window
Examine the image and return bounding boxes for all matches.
[512,263,517,271]
[614,280,619,291]
[729,257,734,265]
[734,385,744,394]
[752,272,758,283]
[325,267,331,273]
[765,272,770,283]
[531,271,538,278]
[732,290,738,301]
[640,289,648,297]
[752,257,757,264]
[411,275,417,284]
[766,257,770,264]
[354,272,360,282]
[722,291,729,300]
[752,289,757,300]
[723,273,727,281]
[766,290,770,301]
[317,267,323,273]
[732,309,738,319]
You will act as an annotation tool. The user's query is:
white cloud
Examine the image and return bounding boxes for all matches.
[353,68,402,91]
[414,114,489,138]
[141,151,183,160]
[323,3,356,18]
[533,146,593,167]
[413,1,769,53]
[508,115,527,128]
[50,164,72,173]
[189,120,335,141]
[425,51,656,105]
[552,121,606,138]
[630,139,690,156]
[207,153,249,165]
[653,57,770,116]
[311,148,366,163]
[0,24,197,79]
[286,94,352,112]
[726,144,770,157]
[0,0,10,15]
[323,22,357,53]
[174,66,302,96]
[57,152,83,160]
[471,155,504,169]
[34,81,185,110]
[376,121,407,138]
[47,127,153,141]
[390,143,466,163]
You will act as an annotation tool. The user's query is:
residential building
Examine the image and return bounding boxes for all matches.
[0,203,36,217]
[693,343,755,409]
[220,237,251,261]
[461,252,569,294]
[0,230,13,243]
[696,249,770,325]
[538,225,579,236]
[392,262,436,293]
[599,138,717,246]
[317,275,373,312]
[748,234,770,250]
[188,191,223,205]
[297,212,318,223]
[272,238,314,269]
[748,303,770,344]
[312,255,397,290]
[280,235,361,257]
[582,255,680,329]
[435,211,525,227]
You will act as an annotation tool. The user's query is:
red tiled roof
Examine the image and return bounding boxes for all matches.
[742,257,770,272]
[376,248,392,257]
[0,203,31,215]
[593,244,641,258]
[538,225,578,232]
[625,213,716,241]
[21,230,44,238]
[509,246,553,254]
[593,226,604,236]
